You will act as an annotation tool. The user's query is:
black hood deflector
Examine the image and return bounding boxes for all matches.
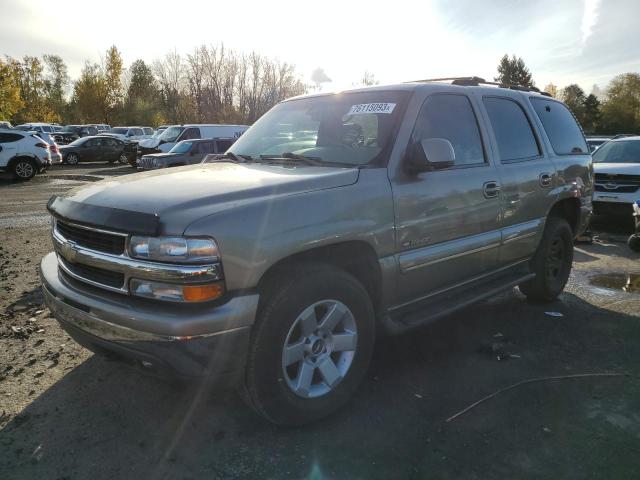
[47,195,160,235]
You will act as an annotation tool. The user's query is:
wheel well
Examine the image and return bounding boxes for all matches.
[8,155,36,169]
[257,242,382,312]
[548,198,580,235]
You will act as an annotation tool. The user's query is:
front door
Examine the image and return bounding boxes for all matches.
[391,93,503,304]
[82,138,102,161]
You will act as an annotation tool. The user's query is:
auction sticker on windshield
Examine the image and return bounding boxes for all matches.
[348,103,396,115]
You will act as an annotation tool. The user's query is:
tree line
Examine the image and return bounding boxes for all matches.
[495,54,640,135]
[1,48,638,135]
[0,44,307,127]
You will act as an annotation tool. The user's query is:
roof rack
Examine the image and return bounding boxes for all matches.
[407,76,551,97]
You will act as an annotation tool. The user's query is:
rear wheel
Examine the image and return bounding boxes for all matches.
[118,153,129,164]
[243,264,375,425]
[628,234,640,253]
[12,158,36,180]
[519,216,573,302]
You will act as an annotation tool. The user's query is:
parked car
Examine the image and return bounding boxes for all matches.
[592,136,640,219]
[101,126,151,142]
[15,122,55,134]
[88,124,112,133]
[137,138,236,170]
[59,135,136,165]
[41,79,592,425]
[137,124,249,156]
[53,125,99,145]
[0,128,51,180]
[586,136,610,152]
[0,121,12,129]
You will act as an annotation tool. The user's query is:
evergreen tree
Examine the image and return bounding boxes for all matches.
[494,54,535,88]
[582,94,602,134]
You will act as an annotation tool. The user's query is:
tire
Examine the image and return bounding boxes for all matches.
[243,264,375,425]
[118,153,129,164]
[12,158,37,180]
[628,234,640,253]
[519,216,574,302]
[66,153,79,165]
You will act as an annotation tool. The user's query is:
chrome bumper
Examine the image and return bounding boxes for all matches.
[40,252,258,378]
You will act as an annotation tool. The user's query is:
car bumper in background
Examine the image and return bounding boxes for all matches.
[40,252,258,381]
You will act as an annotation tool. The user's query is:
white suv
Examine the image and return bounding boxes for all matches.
[101,126,152,142]
[592,136,640,218]
[0,128,52,180]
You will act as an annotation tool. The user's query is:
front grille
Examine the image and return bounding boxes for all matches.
[60,257,125,289]
[138,157,156,170]
[595,173,640,183]
[56,221,126,255]
[595,183,639,193]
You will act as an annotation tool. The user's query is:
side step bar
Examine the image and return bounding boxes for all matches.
[380,272,535,335]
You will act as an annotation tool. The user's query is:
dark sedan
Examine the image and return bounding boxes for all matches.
[59,136,136,165]
[136,138,235,170]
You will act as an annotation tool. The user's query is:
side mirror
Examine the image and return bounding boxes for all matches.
[405,138,455,174]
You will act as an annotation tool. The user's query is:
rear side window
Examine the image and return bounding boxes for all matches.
[483,97,540,162]
[216,139,234,152]
[0,133,24,143]
[530,98,588,155]
[412,94,486,167]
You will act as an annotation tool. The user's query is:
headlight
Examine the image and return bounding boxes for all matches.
[129,236,219,263]
[130,278,224,302]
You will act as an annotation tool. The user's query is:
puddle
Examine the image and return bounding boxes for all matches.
[589,274,640,294]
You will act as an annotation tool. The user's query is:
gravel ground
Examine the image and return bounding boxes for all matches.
[1,164,639,479]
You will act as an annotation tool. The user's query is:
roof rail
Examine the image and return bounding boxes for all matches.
[407,76,551,96]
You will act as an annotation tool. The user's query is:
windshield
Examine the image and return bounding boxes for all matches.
[110,127,128,135]
[230,91,409,166]
[169,141,193,154]
[159,126,184,143]
[593,140,640,164]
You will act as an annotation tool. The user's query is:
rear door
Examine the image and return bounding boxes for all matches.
[102,137,120,162]
[477,94,556,265]
[391,92,503,303]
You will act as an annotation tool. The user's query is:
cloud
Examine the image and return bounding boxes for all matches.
[580,0,601,45]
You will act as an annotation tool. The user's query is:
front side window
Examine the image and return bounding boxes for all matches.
[484,97,540,162]
[410,94,485,167]
[230,91,409,166]
[530,98,588,155]
[179,128,200,141]
[593,140,640,164]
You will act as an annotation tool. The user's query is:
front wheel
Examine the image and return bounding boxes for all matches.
[628,234,640,253]
[65,153,79,165]
[519,216,574,302]
[243,264,375,425]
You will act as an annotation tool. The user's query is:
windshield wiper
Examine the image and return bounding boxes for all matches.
[215,151,254,163]
[260,152,325,166]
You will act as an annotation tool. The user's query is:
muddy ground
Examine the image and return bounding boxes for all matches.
[1,164,639,479]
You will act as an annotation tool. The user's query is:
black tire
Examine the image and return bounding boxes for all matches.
[519,216,574,302]
[243,263,375,425]
[12,158,37,180]
[66,153,79,165]
[628,234,640,253]
[118,152,129,164]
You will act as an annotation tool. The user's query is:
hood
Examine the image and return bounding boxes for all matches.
[594,163,640,175]
[144,152,178,159]
[139,137,160,148]
[60,162,360,234]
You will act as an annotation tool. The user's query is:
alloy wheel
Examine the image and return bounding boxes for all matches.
[15,161,34,178]
[282,299,358,398]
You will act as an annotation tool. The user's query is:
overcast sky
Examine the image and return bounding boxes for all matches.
[1,0,638,93]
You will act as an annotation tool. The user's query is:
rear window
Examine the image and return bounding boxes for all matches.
[483,97,540,162]
[530,98,588,155]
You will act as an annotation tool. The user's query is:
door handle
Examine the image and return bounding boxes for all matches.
[539,172,552,187]
[483,181,501,199]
